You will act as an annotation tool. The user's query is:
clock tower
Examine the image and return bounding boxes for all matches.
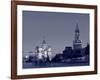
[73,23,82,50]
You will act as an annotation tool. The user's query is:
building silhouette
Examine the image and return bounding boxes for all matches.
[73,24,82,50]
[62,24,83,59]
[23,24,90,68]
[62,47,73,58]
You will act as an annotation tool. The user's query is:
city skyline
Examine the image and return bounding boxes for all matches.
[22,11,89,56]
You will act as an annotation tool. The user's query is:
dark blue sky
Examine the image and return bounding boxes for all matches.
[22,11,89,55]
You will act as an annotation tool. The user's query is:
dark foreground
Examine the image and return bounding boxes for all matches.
[23,56,89,69]
[23,62,89,69]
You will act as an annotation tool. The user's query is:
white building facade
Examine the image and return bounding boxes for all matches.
[35,40,52,62]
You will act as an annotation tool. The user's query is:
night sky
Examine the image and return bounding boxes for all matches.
[22,11,89,56]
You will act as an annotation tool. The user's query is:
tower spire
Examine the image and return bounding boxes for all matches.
[75,23,80,33]
[73,23,82,50]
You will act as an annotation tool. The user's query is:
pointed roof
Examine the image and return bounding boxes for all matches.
[75,23,80,33]
[42,40,46,44]
[42,36,46,44]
